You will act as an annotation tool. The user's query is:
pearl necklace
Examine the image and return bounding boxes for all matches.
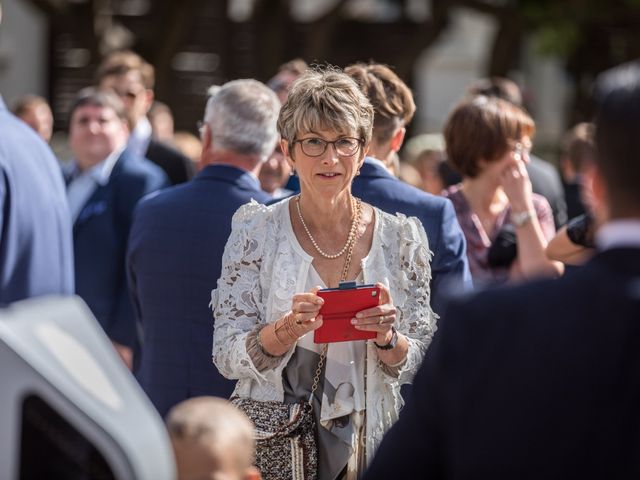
[296,195,362,259]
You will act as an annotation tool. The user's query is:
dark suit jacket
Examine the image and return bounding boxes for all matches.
[527,155,567,229]
[145,139,195,185]
[564,180,587,221]
[127,164,271,417]
[71,151,168,348]
[0,96,74,303]
[352,158,472,316]
[365,247,640,479]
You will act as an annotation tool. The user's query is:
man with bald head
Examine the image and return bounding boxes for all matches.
[167,397,261,480]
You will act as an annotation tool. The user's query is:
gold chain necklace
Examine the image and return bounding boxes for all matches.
[309,209,359,403]
[296,195,362,259]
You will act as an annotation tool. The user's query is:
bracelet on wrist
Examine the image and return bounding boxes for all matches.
[256,326,280,358]
[511,210,535,228]
[374,325,398,350]
[283,314,300,343]
[273,319,294,347]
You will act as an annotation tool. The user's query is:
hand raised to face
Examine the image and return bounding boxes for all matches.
[501,144,533,213]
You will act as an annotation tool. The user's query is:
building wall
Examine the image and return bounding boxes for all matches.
[0,0,570,152]
[413,9,496,134]
[412,7,571,152]
[0,0,48,105]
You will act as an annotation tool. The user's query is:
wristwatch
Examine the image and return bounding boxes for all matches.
[511,210,534,228]
[374,326,398,350]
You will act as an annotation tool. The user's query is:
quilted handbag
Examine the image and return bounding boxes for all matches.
[231,397,318,480]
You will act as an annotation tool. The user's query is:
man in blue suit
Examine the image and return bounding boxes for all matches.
[66,88,168,369]
[0,94,74,303]
[127,79,279,417]
[96,50,195,185]
[364,61,640,479]
[345,63,471,315]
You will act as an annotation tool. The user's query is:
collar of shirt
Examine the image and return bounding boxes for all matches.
[246,169,261,186]
[67,148,124,223]
[127,116,152,158]
[71,147,123,186]
[272,187,294,199]
[596,219,640,250]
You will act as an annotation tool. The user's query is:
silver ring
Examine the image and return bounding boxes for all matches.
[378,316,384,325]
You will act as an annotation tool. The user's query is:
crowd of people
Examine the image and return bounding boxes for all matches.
[2,9,639,475]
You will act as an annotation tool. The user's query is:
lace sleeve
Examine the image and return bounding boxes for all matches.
[387,215,438,385]
[211,201,287,381]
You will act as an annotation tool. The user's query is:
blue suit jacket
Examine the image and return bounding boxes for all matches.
[365,247,640,479]
[0,96,74,303]
[127,165,271,417]
[352,158,471,316]
[70,151,168,348]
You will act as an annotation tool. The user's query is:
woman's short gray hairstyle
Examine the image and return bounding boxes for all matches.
[277,67,374,147]
[204,79,280,161]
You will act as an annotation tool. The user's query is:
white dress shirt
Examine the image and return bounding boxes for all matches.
[127,116,152,159]
[596,220,640,250]
[66,148,122,223]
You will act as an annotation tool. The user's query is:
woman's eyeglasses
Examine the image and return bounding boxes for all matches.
[292,137,363,157]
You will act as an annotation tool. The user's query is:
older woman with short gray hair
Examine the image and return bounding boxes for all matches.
[212,68,436,479]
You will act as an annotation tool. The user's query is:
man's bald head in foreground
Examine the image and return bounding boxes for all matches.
[166,397,261,480]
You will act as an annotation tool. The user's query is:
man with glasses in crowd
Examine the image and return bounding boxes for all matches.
[65,88,167,369]
[96,50,195,185]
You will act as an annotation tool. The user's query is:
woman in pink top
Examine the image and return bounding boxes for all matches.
[442,95,563,286]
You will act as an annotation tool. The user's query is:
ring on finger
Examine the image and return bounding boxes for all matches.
[378,315,384,325]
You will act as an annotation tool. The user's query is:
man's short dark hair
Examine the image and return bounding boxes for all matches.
[466,77,524,107]
[593,60,640,212]
[467,77,522,107]
[95,50,155,89]
[68,87,127,124]
[345,63,415,145]
[561,122,596,172]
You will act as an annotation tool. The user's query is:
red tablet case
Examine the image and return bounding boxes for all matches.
[314,285,380,344]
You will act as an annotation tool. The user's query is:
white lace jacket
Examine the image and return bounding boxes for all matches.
[211,198,437,461]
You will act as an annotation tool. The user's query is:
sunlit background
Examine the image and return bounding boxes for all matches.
[1,0,639,160]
